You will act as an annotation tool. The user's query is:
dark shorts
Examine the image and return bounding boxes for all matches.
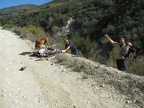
[116,59,128,71]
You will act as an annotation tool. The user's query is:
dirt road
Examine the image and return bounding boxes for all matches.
[0,27,141,108]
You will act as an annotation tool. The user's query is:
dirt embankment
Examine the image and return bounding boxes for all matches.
[0,27,143,108]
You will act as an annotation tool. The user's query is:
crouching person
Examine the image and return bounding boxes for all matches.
[62,39,78,56]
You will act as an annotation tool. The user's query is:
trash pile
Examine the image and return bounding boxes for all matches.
[31,47,61,58]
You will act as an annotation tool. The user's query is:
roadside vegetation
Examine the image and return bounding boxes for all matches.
[54,53,144,107]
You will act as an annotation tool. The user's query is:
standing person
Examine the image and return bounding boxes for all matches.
[105,34,131,71]
[62,39,78,56]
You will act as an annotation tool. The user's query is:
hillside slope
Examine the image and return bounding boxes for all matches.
[0,27,143,108]
[0,4,37,13]
[0,0,144,62]
[1,0,144,42]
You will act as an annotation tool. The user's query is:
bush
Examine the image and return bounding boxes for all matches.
[3,24,13,29]
[127,56,144,76]
[71,37,95,58]
[107,48,117,68]
[26,25,46,40]
[12,25,47,42]
[3,19,14,29]
[12,26,36,41]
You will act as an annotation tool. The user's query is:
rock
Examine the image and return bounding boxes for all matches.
[2,90,5,92]
[8,94,11,97]
[133,100,136,103]
[4,68,8,71]
[51,63,54,65]
[19,67,26,71]
[15,100,18,103]
[1,94,6,97]
[62,69,65,72]
[125,100,132,104]
[59,66,63,68]
[100,84,105,87]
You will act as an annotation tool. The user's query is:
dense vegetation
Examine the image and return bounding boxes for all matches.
[0,0,144,75]
[0,4,37,13]
[1,0,144,48]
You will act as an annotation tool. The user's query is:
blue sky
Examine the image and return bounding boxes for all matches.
[0,0,52,9]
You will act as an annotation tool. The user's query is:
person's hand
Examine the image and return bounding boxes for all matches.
[122,56,126,59]
[128,42,132,47]
[104,34,109,38]
[101,34,109,43]
[61,50,66,53]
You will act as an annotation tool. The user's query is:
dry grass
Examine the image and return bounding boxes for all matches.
[9,25,47,42]
[55,53,100,75]
[127,56,144,76]
[54,53,144,107]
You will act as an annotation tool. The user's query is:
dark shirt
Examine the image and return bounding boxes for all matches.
[65,42,77,52]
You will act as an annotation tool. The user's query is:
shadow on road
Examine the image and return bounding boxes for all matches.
[19,52,31,56]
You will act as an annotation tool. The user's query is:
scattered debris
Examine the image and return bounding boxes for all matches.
[62,69,65,72]
[100,84,105,87]
[48,55,56,61]
[51,63,54,65]
[19,67,26,71]
[2,90,5,92]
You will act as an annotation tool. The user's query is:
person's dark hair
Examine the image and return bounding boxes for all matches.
[119,38,125,41]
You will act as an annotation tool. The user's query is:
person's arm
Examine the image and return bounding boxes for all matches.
[108,38,116,44]
[65,46,70,51]
[62,45,70,52]
[105,34,116,44]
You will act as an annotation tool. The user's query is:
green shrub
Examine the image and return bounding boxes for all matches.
[27,25,39,35]
[127,56,144,76]
[12,25,46,42]
[3,19,14,29]
[26,25,46,40]
[48,35,65,50]
[71,37,95,58]
[13,27,24,35]
[3,24,13,29]
[107,48,117,68]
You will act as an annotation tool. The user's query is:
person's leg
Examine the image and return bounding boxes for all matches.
[71,50,78,56]
[122,59,128,71]
[116,59,122,70]
[75,50,78,56]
